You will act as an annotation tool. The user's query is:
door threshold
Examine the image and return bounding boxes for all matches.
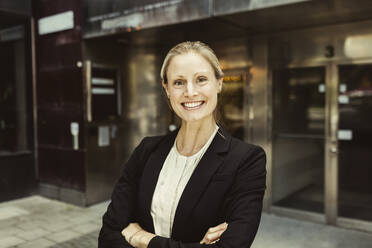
[271,206,326,224]
[337,217,372,233]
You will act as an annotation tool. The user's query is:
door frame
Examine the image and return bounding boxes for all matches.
[270,61,330,224]
[270,59,372,233]
[330,58,372,233]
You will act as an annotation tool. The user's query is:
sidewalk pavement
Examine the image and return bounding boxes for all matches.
[0,196,371,248]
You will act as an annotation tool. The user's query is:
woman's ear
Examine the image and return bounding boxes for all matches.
[218,78,223,93]
[162,80,170,98]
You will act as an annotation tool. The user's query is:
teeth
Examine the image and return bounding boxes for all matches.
[183,101,203,108]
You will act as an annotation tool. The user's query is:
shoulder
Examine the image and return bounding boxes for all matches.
[228,137,266,171]
[229,137,266,158]
[140,134,165,147]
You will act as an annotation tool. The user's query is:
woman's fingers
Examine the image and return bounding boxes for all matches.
[203,229,226,244]
[208,222,228,233]
[200,222,228,244]
[200,230,226,244]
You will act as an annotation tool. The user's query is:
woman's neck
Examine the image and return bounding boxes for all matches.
[176,117,216,156]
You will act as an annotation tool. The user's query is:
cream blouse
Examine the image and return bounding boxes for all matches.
[150,124,219,238]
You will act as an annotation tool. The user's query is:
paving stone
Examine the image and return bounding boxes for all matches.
[2,196,372,248]
[0,226,24,238]
[0,236,25,248]
[39,221,75,232]
[46,230,83,243]
[0,217,19,229]
[90,218,102,226]
[0,207,29,221]
[15,228,50,241]
[15,238,55,248]
[49,232,98,248]
[72,222,101,235]
[67,214,97,224]
[252,214,372,248]
[88,229,100,238]
[88,201,110,213]
[15,220,47,231]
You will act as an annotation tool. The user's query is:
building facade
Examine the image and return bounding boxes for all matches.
[1,0,372,233]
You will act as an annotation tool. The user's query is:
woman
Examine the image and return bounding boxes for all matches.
[98,41,266,248]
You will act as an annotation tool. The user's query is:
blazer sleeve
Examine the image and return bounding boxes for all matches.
[98,138,148,248]
[148,145,267,248]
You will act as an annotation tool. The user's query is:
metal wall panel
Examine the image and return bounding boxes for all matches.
[270,19,372,67]
[214,0,372,37]
[0,0,31,16]
[214,0,310,16]
[84,0,211,38]
[83,39,170,205]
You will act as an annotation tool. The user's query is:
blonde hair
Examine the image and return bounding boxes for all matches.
[160,41,224,84]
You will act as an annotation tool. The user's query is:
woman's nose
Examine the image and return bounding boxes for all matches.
[184,82,197,96]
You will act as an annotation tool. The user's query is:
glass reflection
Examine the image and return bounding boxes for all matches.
[338,65,372,222]
[218,70,247,140]
[272,67,325,213]
[0,25,29,154]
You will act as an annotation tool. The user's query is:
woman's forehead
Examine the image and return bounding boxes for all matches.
[168,53,213,75]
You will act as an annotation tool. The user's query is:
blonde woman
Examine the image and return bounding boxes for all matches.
[99,41,266,248]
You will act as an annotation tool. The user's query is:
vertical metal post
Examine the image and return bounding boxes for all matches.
[325,62,339,225]
[31,18,39,179]
[251,36,271,212]
[85,60,92,122]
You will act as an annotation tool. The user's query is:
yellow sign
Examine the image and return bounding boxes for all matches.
[223,75,243,83]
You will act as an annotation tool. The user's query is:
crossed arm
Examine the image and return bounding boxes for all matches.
[98,140,266,248]
[122,222,228,247]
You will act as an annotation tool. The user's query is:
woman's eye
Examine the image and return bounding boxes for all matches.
[174,80,184,86]
[197,77,207,83]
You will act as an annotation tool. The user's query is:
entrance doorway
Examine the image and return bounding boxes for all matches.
[271,62,372,228]
[272,66,326,214]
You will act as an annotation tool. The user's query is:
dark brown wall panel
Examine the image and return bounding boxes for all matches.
[0,155,36,202]
[38,148,85,190]
[34,0,85,191]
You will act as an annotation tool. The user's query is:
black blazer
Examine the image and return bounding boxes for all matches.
[98,124,266,248]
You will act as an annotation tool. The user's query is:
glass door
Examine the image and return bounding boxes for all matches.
[337,64,372,222]
[272,67,326,214]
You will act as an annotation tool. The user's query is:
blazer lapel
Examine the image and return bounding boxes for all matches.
[139,129,178,233]
[171,125,231,239]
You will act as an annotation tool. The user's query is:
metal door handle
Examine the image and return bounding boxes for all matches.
[330,147,338,153]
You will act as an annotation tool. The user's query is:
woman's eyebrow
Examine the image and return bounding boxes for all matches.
[194,71,209,75]
[174,75,186,78]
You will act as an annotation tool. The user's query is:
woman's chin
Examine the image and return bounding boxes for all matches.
[179,113,213,123]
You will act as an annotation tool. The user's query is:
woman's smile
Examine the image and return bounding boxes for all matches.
[181,100,205,110]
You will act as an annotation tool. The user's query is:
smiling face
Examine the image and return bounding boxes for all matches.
[162,52,222,123]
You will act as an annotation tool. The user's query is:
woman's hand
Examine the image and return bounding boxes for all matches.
[200,222,228,244]
[122,223,142,245]
[122,223,156,248]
